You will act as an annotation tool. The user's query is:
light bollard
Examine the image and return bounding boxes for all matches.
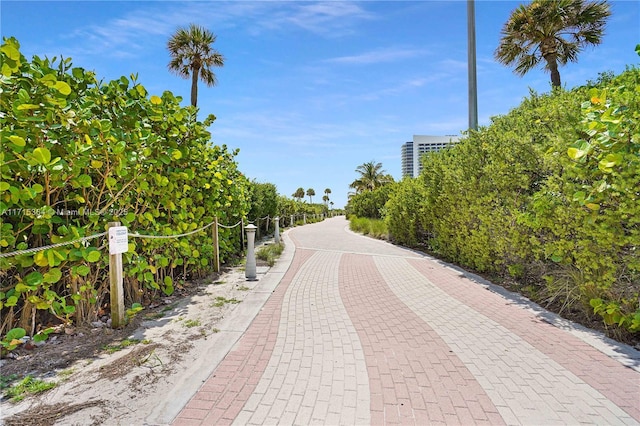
[274,217,280,244]
[245,223,258,281]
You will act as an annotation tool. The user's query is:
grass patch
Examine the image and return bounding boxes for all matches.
[237,285,250,291]
[256,242,284,267]
[102,338,141,354]
[3,375,56,402]
[212,296,241,307]
[58,369,75,381]
[183,319,201,328]
[349,217,388,240]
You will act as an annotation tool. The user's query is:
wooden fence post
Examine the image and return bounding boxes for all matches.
[108,222,125,328]
[212,217,220,273]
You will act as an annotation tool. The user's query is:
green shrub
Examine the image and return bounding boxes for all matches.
[349,217,388,239]
[383,63,640,336]
[0,37,248,337]
[346,185,394,219]
[256,243,284,267]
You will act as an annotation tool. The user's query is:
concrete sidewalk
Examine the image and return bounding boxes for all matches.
[171,216,640,426]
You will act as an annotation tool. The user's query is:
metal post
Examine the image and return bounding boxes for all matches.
[303,214,306,225]
[245,224,257,281]
[274,217,280,244]
[467,0,478,131]
[291,215,294,227]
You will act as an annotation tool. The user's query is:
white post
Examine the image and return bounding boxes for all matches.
[290,215,294,227]
[303,214,306,225]
[245,224,257,281]
[274,217,280,244]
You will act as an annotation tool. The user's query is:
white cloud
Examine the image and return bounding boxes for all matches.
[325,47,429,65]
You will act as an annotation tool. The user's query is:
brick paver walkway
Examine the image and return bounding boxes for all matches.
[173,217,640,426]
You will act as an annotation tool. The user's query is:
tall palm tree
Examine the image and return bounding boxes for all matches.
[349,161,390,193]
[323,188,331,206]
[306,188,315,203]
[292,187,305,202]
[495,0,610,88]
[167,24,225,107]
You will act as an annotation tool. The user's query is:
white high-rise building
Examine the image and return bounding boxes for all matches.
[401,135,460,178]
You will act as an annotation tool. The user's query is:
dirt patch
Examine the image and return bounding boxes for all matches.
[2,401,106,426]
[0,257,271,425]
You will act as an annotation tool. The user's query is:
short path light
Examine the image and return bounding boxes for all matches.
[245,223,257,281]
[274,217,280,244]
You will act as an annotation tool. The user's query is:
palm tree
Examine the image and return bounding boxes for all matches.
[292,187,305,202]
[306,188,316,203]
[495,0,610,88]
[324,188,331,203]
[167,24,225,107]
[349,161,391,193]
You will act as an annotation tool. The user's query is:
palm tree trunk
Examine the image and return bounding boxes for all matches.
[546,56,561,88]
[191,67,199,107]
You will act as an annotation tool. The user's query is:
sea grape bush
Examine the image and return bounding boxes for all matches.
[0,38,249,337]
[385,64,639,336]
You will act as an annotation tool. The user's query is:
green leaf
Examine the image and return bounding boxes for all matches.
[0,182,9,192]
[25,271,44,286]
[1,43,20,61]
[54,81,71,95]
[599,153,622,169]
[77,174,92,188]
[84,250,101,263]
[17,104,40,110]
[15,283,32,293]
[43,268,62,284]
[5,328,26,341]
[150,95,162,105]
[32,147,52,165]
[585,203,600,211]
[572,191,586,203]
[8,135,25,147]
[74,265,91,276]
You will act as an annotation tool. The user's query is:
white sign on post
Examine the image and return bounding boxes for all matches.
[108,226,129,255]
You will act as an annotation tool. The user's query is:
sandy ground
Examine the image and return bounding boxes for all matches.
[0,239,289,426]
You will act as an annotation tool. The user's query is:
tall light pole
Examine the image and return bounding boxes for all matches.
[467,0,478,131]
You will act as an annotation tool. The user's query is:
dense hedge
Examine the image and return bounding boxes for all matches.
[346,185,394,219]
[0,38,249,336]
[385,65,639,336]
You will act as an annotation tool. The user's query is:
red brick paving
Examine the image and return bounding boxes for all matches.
[339,253,504,425]
[409,258,640,422]
[172,249,315,426]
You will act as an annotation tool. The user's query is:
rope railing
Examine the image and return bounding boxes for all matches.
[0,211,331,259]
[0,232,107,259]
[0,217,246,259]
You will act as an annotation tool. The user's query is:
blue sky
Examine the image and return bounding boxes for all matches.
[2,1,639,209]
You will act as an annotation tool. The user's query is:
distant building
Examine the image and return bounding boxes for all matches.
[400,141,414,178]
[401,135,460,178]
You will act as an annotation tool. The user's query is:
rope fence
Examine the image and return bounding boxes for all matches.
[0,212,332,259]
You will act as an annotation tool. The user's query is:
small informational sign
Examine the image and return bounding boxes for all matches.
[108,226,129,255]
